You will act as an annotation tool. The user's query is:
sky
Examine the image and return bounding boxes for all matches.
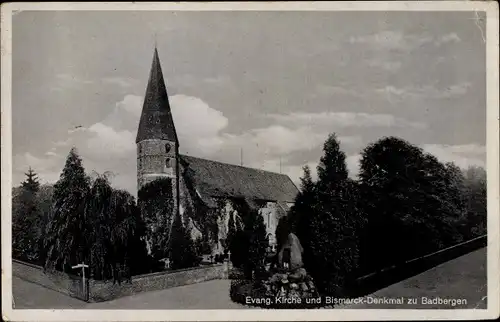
[12,10,487,195]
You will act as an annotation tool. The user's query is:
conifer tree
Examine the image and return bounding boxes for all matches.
[21,167,40,193]
[317,133,349,192]
[44,147,90,273]
[12,167,43,263]
[307,134,359,295]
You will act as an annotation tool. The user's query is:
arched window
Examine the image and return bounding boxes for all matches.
[165,157,171,168]
[138,145,142,154]
[165,143,171,153]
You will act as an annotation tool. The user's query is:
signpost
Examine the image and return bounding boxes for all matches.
[72,263,89,300]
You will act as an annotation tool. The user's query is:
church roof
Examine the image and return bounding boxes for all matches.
[136,48,178,144]
[180,155,299,207]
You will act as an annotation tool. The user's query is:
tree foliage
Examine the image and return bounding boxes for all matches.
[12,168,44,264]
[44,148,90,273]
[357,137,475,273]
[42,147,149,280]
[292,134,360,295]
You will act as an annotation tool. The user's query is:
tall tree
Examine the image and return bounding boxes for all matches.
[12,167,43,263]
[44,147,90,273]
[21,167,40,193]
[308,133,359,295]
[316,133,349,191]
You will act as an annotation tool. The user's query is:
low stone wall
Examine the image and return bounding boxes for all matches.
[89,263,228,302]
[12,259,87,300]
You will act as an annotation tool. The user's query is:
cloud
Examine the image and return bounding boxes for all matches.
[56,73,93,85]
[349,31,432,51]
[376,82,471,100]
[435,33,461,46]
[102,77,137,88]
[50,73,93,92]
[312,84,360,97]
[268,112,427,130]
[422,143,486,169]
[366,60,402,72]
[349,30,461,52]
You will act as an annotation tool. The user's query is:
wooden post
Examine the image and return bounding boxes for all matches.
[72,263,89,300]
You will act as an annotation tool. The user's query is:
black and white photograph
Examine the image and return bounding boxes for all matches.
[2,2,499,321]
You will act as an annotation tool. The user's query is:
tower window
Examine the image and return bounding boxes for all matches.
[165,143,171,153]
[165,157,172,168]
[138,145,142,154]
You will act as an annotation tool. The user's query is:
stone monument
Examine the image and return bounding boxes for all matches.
[277,233,303,270]
[262,233,318,302]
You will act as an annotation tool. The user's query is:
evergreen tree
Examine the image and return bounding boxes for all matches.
[307,134,359,295]
[21,167,40,193]
[168,212,200,269]
[44,147,90,273]
[12,167,43,263]
[316,133,349,192]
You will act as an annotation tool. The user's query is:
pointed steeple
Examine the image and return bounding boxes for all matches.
[136,47,178,144]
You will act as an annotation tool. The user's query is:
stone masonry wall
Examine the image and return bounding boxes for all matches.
[13,259,229,303]
[88,263,228,302]
[12,259,87,300]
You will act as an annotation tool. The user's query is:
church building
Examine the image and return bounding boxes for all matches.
[136,48,299,253]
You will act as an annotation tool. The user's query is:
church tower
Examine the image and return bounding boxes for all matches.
[136,47,179,214]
